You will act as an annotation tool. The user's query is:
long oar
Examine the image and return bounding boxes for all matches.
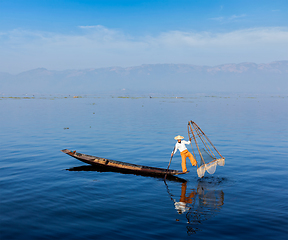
[164,147,175,181]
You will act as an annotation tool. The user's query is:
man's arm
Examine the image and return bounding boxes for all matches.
[183,139,191,145]
[171,144,177,156]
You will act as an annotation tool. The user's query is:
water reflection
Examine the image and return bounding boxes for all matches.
[174,182,197,214]
[68,165,224,234]
[67,165,187,182]
[165,178,224,234]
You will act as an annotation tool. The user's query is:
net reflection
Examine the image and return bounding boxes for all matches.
[165,178,224,234]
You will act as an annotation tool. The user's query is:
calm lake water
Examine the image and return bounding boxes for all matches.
[1,94,287,239]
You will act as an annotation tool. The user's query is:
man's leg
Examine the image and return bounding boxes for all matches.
[187,151,197,166]
[180,152,188,172]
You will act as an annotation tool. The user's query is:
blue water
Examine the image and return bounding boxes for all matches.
[1,94,287,239]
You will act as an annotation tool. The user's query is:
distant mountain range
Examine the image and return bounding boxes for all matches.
[0,61,287,94]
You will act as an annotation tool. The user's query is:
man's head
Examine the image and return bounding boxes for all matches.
[174,135,184,142]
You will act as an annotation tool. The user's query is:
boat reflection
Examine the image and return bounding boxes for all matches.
[165,179,224,234]
[67,165,187,182]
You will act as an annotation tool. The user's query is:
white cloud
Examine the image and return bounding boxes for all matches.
[209,17,224,21]
[0,26,288,73]
[210,14,246,22]
[229,14,246,20]
[79,25,101,29]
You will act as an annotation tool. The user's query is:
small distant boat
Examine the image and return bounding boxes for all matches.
[61,149,187,176]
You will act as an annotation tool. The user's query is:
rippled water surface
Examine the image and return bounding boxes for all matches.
[1,94,287,239]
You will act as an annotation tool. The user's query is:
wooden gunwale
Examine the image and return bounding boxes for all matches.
[61,149,185,176]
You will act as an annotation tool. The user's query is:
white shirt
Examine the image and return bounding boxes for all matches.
[172,140,191,154]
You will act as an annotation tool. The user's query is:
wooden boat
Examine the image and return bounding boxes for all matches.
[61,149,187,176]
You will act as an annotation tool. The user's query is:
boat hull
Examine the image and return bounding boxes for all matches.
[61,149,186,176]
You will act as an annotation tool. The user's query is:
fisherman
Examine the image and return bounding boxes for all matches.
[171,135,197,173]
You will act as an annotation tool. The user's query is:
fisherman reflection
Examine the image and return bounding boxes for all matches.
[174,182,196,214]
[168,179,225,234]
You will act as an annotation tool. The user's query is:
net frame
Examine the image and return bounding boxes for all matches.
[187,121,225,178]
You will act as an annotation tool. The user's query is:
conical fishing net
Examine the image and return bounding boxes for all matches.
[188,121,225,178]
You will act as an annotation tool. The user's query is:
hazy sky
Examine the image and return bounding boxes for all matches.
[1,0,287,73]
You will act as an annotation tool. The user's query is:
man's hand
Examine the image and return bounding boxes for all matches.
[189,137,192,141]
[171,153,173,157]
